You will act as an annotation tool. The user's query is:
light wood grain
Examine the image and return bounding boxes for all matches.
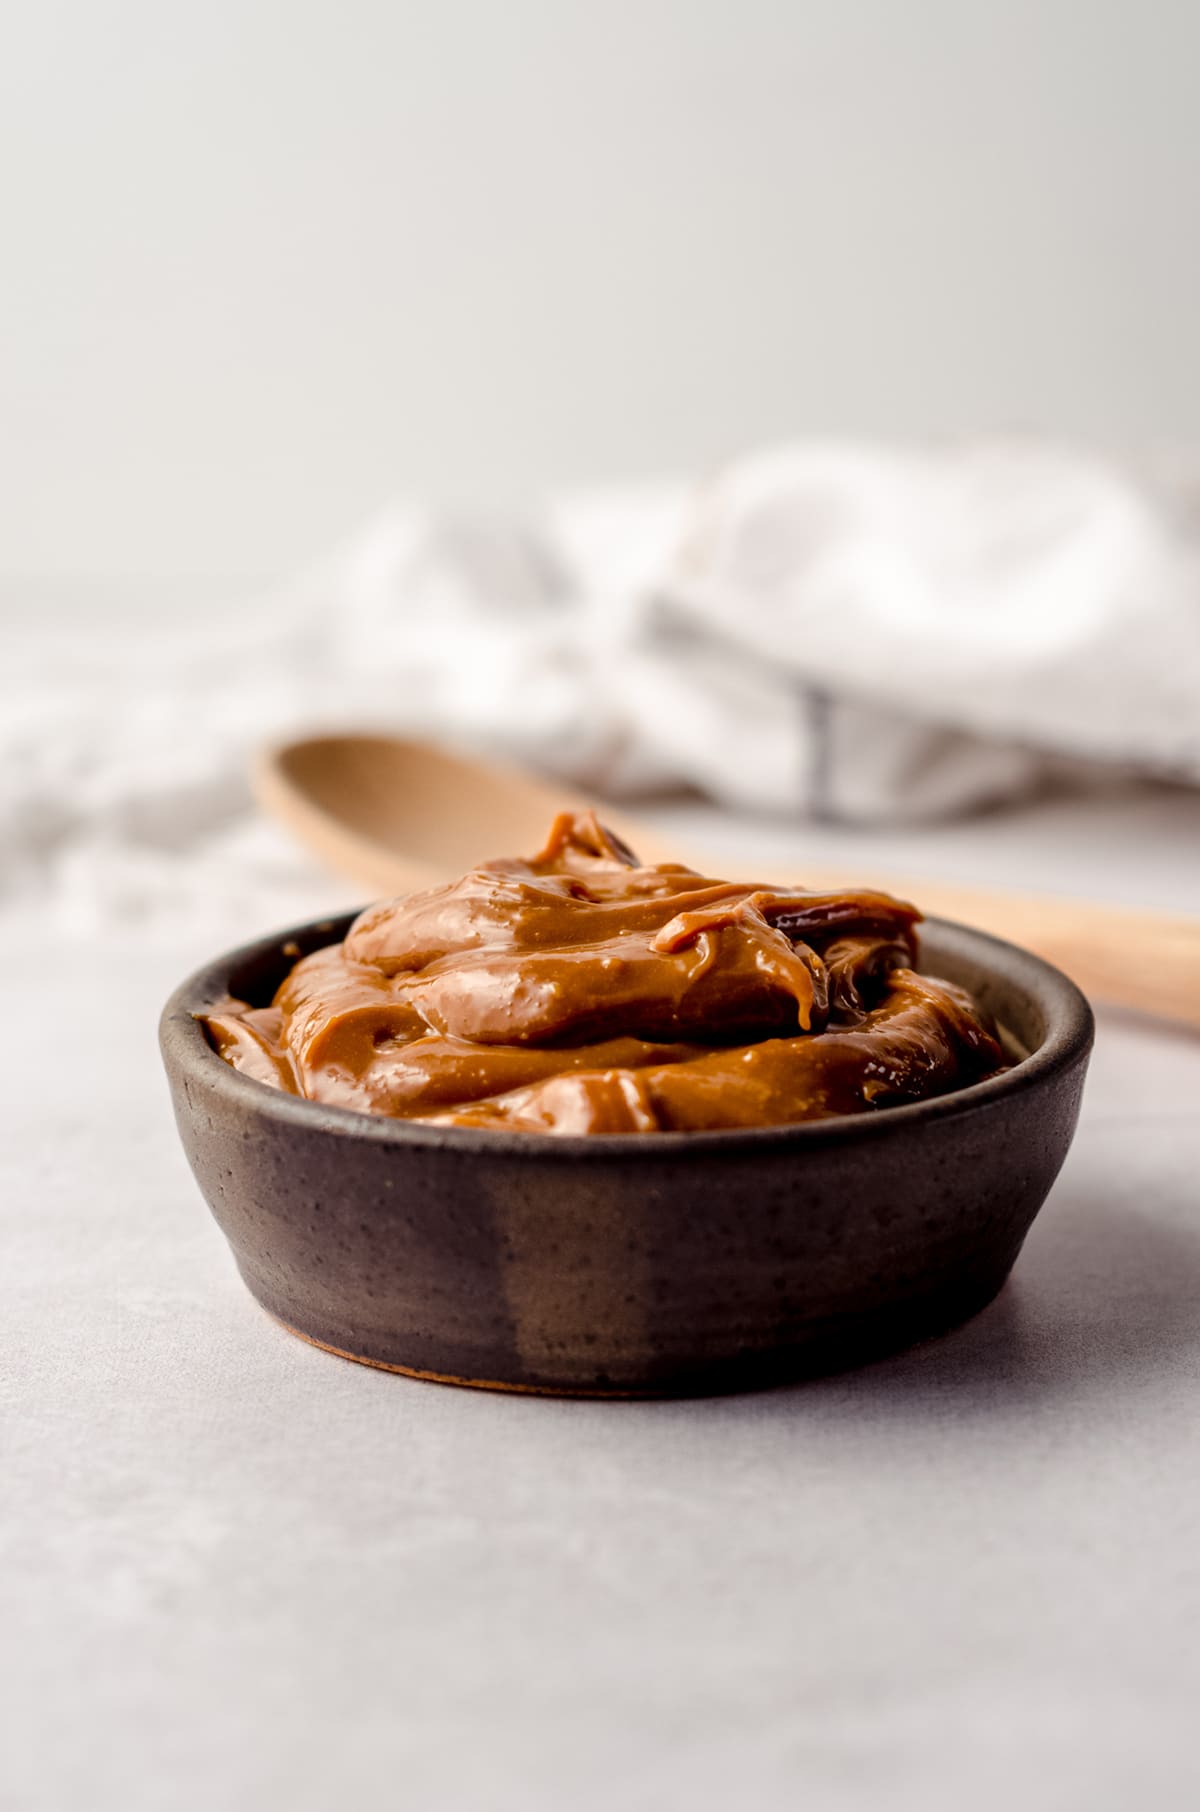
[253,733,1200,1033]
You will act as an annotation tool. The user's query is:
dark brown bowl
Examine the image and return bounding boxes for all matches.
[160,911,1093,1395]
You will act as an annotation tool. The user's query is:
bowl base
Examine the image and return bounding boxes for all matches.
[260,1266,1013,1399]
[267,1310,646,1397]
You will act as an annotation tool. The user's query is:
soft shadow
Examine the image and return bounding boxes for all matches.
[793,1196,1200,1415]
[638,1194,1200,1427]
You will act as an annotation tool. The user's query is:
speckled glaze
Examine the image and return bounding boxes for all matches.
[160,912,1093,1395]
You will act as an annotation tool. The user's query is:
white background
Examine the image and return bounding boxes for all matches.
[3,0,1198,581]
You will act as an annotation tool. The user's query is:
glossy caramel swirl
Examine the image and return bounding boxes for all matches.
[204,812,1004,1134]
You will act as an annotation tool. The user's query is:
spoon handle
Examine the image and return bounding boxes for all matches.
[803,873,1199,1034]
[636,830,1200,1032]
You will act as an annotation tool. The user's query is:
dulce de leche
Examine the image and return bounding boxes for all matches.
[203,812,1005,1135]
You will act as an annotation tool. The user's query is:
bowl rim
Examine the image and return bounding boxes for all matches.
[160,909,1095,1160]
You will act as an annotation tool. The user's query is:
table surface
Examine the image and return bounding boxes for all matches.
[5,784,1200,1812]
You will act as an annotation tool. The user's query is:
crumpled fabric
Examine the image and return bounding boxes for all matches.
[4,438,1199,931]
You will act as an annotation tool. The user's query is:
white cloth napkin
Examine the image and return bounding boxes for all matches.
[319,438,1200,821]
[5,438,1200,930]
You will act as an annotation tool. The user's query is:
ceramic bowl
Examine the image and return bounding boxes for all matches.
[160,911,1093,1395]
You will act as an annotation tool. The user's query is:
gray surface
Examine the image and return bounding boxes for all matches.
[4,0,1200,578]
[5,795,1200,1809]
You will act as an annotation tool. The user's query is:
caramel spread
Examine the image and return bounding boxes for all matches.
[203,813,1005,1135]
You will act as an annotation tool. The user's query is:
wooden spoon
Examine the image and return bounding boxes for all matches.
[253,732,1200,1032]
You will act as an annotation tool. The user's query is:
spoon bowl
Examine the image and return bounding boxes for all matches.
[254,733,683,899]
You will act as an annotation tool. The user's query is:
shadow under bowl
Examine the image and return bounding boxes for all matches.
[160,913,1093,1396]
